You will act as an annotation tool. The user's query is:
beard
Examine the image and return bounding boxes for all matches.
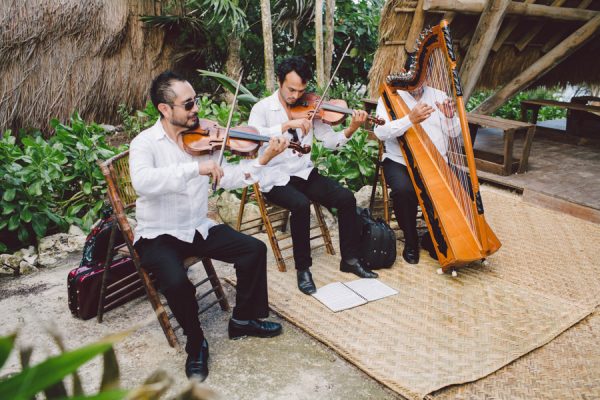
[171,114,199,130]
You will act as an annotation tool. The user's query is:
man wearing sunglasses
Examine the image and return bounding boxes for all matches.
[129,71,289,382]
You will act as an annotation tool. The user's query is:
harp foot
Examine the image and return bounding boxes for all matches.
[451,270,458,277]
[436,268,444,275]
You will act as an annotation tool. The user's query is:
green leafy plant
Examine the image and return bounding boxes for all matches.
[467,87,567,121]
[0,113,123,253]
[117,101,159,139]
[312,129,378,192]
[0,331,217,400]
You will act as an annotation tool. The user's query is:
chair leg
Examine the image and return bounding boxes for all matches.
[381,167,391,225]
[253,184,287,272]
[236,186,249,231]
[201,258,230,312]
[128,243,179,349]
[313,204,335,255]
[97,221,119,323]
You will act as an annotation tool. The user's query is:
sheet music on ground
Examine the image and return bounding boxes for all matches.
[312,279,398,312]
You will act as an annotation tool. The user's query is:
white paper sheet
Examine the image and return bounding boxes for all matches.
[344,278,398,302]
[312,282,367,312]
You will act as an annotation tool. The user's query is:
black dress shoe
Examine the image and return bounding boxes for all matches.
[228,319,283,340]
[402,245,419,264]
[297,269,317,295]
[340,258,378,278]
[185,338,209,381]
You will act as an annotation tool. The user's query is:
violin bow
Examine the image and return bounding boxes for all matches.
[213,71,244,191]
[309,41,352,124]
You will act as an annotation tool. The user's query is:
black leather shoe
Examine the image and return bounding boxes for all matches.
[402,245,420,264]
[185,338,209,381]
[228,319,283,340]
[340,258,378,278]
[297,269,317,295]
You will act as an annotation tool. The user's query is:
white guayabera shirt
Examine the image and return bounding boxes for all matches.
[248,90,350,192]
[130,119,263,244]
[374,86,461,166]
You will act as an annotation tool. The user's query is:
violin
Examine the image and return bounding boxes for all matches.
[180,118,311,157]
[290,92,385,126]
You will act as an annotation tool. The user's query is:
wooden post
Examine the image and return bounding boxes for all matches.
[315,0,325,88]
[459,0,511,101]
[423,0,598,21]
[475,14,600,115]
[260,0,275,93]
[405,0,426,52]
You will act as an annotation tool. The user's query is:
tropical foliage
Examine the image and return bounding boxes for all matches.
[0,114,124,252]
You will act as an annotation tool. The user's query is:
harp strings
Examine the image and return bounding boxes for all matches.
[420,46,477,234]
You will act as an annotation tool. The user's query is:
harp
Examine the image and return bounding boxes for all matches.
[379,20,501,272]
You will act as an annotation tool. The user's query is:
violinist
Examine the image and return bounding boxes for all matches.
[130,71,288,382]
[248,56,378,296]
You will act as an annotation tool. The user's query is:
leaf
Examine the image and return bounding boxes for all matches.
[83,182,92,195]
[0,337,120,400]
[8,214,20,231]
[0,334,16,369]
[31,217,47,237]
[20,208,32,223]
[67,389,129,400]
[3,189,16,202]
[0,242,7,252]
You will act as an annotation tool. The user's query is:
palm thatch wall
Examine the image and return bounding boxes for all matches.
[0,0,175,134]
[369,0,600,98]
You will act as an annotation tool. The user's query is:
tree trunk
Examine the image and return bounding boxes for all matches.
[324,0,335,82]
[261,0,276,93]
[224,35,242,103]
[315,0,325,88]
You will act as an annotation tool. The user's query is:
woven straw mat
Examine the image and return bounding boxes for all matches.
[227,185,598,400]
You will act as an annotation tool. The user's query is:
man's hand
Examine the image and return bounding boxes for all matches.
[408,102,434,125]
[283,118,312,136]
[435,98,456,118]
[345,109,369,137]
[198,160,224,186]
[259,136,290,165]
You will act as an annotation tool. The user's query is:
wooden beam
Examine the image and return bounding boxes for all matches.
[423,0,598,22]
[474,14,600,115]
[541,0,592,53]
[515,0,566,52]
[459,0,512,100]
[405,0,426,52]
[383,40,407,46]
[492,0,537,52]
[442,12,456,24]
[394,7,417,13]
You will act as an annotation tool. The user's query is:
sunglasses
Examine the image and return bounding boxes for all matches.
[170,96,200,111]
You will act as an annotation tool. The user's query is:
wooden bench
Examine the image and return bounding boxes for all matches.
[467,113,536,176]
[521,98,600,137]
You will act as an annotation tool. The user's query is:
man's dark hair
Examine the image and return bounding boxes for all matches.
[276,56,312,84]
[150,70,187,118]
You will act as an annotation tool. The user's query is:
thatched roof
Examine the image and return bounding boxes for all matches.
[368,0,600,98]
[0,0,175,135]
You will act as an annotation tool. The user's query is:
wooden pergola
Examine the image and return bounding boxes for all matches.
[369,0,600,114]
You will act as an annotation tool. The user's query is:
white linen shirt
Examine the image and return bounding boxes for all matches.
[130,119,263,243]
[374,86,461,166]
[248,90,350,192]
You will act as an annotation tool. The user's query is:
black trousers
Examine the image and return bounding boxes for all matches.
[263,169,359,270]
[134,224,268,355]
[382,158,419,248]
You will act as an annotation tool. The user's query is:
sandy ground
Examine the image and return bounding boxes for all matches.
[0,250,401,399]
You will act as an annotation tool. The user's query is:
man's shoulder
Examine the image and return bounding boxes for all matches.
[251,92,278,111]
[131,120,161,147]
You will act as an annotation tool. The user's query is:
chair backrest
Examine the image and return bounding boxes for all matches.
[100,150,137,244]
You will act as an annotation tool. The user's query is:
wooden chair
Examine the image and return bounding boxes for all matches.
[235,182,335,272]
[97,150,230,349]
